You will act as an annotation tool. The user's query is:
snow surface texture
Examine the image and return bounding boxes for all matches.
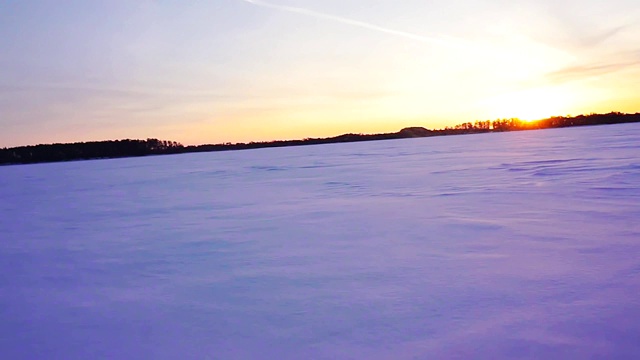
[1,124,640,359]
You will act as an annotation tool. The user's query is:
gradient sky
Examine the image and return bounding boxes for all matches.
[1,0,639,147]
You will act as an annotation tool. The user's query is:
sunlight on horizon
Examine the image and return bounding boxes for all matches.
[480,87,576,121]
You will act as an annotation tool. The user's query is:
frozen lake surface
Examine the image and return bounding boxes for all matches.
[1,124,640,359]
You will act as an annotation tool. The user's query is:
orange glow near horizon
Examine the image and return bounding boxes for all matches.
[480,87,576,121]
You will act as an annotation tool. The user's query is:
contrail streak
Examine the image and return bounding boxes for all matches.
[240,0,466,49]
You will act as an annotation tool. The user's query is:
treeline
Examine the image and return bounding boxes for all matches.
[1,112,639,165]
[0,139,184,165]
[438,112,640,134]
[182,126,433,153]
[0,128,433,165]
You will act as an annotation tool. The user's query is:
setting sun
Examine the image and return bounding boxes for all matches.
[482,87,575,121]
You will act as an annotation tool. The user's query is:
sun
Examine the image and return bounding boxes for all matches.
[482,87,574,121]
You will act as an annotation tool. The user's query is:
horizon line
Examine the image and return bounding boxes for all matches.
[2,111,637,149]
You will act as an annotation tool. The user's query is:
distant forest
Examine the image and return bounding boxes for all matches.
[2,112,639,165]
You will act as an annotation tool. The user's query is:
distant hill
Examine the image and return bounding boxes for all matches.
[1,112,639,166]
[398,127,433,137]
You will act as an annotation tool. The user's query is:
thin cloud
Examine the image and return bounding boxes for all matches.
[578,25,627,48]
[545,60,640,84]
[240,0,466,49]
[549,25,630,52]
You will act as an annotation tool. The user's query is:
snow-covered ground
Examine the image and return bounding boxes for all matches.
[1,123,639,359]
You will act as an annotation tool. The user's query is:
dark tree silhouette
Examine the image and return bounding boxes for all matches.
[0,139,184,165]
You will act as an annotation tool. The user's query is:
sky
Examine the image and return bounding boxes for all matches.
[1,0,639,147]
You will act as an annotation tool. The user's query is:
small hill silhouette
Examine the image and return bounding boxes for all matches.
[398,127,433,137]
